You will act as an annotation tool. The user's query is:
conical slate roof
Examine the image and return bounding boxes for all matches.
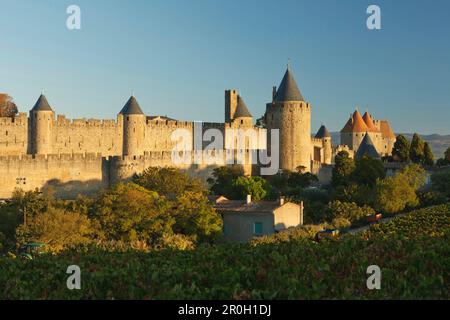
[315,125,331,138]
[234,95,252,118]
[273,68,304,102]
[362,111,378,132]
[356,134,380,159]
[31,94,53,112]
[119,96,144,115]
[341,110,369,133]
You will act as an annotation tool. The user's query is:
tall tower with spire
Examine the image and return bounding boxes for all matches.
[29,94,54,155]
[265,66,312,172]
[119,96,146,156]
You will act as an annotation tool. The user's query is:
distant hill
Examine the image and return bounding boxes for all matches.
[329,132,450,158]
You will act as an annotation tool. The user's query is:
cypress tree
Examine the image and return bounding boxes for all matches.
[423,142,434,166]
[392,134,410,162]
[410,133,425,164]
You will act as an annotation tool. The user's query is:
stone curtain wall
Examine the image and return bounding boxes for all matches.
[53,116,122,156]
[0,114,28,156]
[0,153,107,199]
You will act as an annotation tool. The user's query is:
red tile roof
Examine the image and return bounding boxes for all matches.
[341,110,369,133]
[362,112,379,132]
[380,120,396,139]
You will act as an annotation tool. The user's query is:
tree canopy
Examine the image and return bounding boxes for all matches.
[392,134,410,162]
[331,151,355,187]
[0,94,18,118]
[410,133,425,164]
[423,142,434,166]
[375,164,426,214]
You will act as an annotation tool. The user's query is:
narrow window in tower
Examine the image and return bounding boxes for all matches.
[5,131,8,136]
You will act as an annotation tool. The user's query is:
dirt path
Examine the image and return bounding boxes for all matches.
[345,212,408,235]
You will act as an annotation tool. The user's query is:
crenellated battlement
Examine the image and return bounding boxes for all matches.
[311,137,326,144]
[0,113,28,126]
[0,152,104,163]
[56,115,120,128]
[146,118,193,128]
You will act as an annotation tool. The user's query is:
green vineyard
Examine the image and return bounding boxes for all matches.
[0,204,449,300]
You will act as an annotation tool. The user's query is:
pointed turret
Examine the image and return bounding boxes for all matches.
[341,110,369,133]
[273,67,304,102]
[30,94,54,155]
[265,64,311,172]
[119,96,144,115]
[356,134,380,159]
[120,96,146,156]
[234,95,252,118]
[315,125,331,139]
[31,94,53,112]
[362,111,378,132]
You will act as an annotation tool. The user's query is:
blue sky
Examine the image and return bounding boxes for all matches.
[0,0,449,134]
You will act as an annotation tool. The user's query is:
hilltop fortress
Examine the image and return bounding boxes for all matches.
[0,67,395,199]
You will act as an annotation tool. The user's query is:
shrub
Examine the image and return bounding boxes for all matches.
[431,169,450,198]
[155,234,195,251]
[327,200,375,223]
[375,164,426,214]
[418,191,447,207]
[232,176,271,201]
[331,217,352,229]
[15,207,93,253]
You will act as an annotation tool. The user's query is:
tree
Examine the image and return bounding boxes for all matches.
[0,93,18,118]
[352,156,385,187]
[375,164,426,214]
[133,167,205,199]
[268,170,318,198]
[423,142,434,166]
[0,202,22,253]
[328,200,375,223]
[232,176,271,201]
[15,207,93,253]
[134,167,223,244]
[207,166,244,198]
[334,183,375,207]
[331,151,355,187]
[172,191,222,242]
[392,134,410,162]
[431,169,450,198]
[410,133,425,164]
[436,147,450,166]
[90,183,174,243]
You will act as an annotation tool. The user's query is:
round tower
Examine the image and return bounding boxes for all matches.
[119,96,146,156]
[231,95,253,128]
[230,94,254,175]
[315,125,332,165]
[265,67,311,172]
[30,94,54,155]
